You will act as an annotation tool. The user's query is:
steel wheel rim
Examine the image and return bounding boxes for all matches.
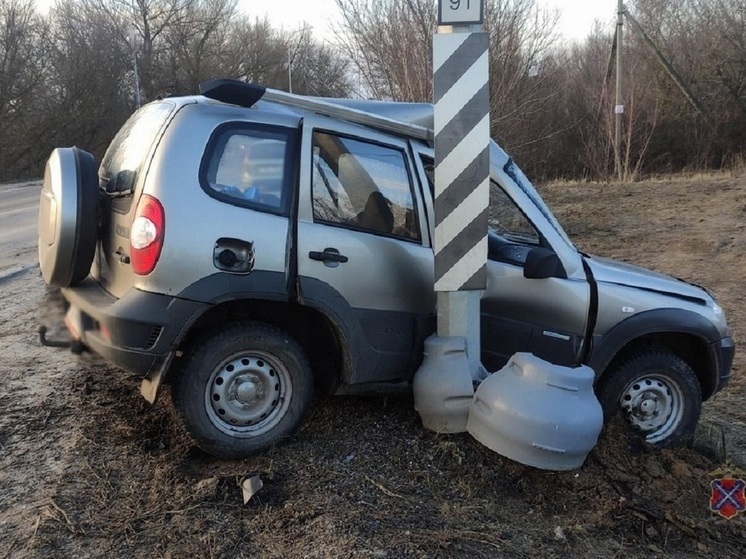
[204,350,292,438]
[619,373,684,444]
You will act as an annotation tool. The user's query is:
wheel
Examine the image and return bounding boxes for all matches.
[172,322,313,459]
[597,349,702,447]
[38,147,99,288]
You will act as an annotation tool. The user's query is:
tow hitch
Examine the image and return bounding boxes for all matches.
[38,325,85,354]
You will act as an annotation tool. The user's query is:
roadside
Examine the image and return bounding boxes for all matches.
[1,176,744,558]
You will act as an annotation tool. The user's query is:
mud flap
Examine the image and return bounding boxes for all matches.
[140,368,164,404]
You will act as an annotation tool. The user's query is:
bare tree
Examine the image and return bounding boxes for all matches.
[40,0,132,155]
[159,0,238,94]
[298,42,351,97]
[619,0,746,172]
[220,15,289,85]
[0,0,352,180]
[283,24,351,96]
[483,0,561,174]
[7,0,746,182]
[87,0,195,100]
[0,0,43,120]
[334,0,434,101]
[217,18,351,96]
[0,0,47,180]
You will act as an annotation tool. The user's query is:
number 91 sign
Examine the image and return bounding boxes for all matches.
[438,0,484,26]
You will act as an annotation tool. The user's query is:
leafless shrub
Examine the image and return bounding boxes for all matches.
[0,0,47,180]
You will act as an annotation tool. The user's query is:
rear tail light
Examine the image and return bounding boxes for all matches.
[130,194,165,275]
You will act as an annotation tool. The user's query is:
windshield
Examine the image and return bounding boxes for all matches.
[99,101,175,194]
[491,142,575,248]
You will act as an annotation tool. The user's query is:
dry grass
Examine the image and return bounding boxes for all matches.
[2,174,746,558]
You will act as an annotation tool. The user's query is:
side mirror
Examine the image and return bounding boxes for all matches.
[523,247,567,279]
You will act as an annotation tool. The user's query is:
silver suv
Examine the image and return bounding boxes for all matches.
[38,79,734,459]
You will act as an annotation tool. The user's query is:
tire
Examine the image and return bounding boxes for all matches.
[597,349,702,447]
[172,321,313,459]
[38,147,99,288]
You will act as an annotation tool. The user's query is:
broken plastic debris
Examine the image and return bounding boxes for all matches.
[240,475,263,504]
[467,353,603,470]
[554,526,567,541]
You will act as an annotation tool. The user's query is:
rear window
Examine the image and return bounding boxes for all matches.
[200,124,296,215]
[100,102,175,194]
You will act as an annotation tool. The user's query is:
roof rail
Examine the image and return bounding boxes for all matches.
[200,79,434,144]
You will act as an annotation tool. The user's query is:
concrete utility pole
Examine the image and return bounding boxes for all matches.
[624,10,711,123]
[433,0,489,380]
[129,29,141,108]
[288,47,293,94]
[615,0,624,181]
[287,27,309,95]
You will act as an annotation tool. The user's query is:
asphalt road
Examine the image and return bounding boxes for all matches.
[0,180,41,266]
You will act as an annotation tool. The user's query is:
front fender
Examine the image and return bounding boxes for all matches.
[587,308,722,379]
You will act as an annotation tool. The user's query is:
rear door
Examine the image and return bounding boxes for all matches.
[296,117,435,383]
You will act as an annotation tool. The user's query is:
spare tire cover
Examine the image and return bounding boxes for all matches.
[38,147,99,288]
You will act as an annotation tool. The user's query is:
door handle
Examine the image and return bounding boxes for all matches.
[309,249,348,264]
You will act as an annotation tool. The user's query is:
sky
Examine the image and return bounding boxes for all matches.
[539,0,617,41]
[35,0,617,43]
[243,0,617,43]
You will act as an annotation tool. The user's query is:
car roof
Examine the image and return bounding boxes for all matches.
[190,80,435,144]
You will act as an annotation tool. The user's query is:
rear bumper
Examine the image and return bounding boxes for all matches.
[61,278,207,377]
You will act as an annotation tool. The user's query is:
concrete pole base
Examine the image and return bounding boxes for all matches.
[436,291,485,381]
[413,334,474,433]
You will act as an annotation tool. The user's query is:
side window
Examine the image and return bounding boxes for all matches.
[421,156,538,244]
[490,183,540,245]
[201,125,294,214]
[422,156,541,264]
[312,132,420,241]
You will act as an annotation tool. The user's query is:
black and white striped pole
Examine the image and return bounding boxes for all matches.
[434,1,489,377]
[416,4,605,466]
[413,0,489,433]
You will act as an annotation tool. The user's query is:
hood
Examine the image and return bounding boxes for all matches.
[586,256,709,304]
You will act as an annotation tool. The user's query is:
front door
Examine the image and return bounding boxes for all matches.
[480,180,591,371]
[413,148,591,372]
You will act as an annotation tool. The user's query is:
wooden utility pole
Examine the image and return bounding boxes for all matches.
[615,0,624,181]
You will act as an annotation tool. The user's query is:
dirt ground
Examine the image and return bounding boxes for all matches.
[1,174,745,558]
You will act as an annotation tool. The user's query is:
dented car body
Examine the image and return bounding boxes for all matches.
[38,80,734,458]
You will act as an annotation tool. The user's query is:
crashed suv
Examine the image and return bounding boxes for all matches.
[38,79,734,459]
